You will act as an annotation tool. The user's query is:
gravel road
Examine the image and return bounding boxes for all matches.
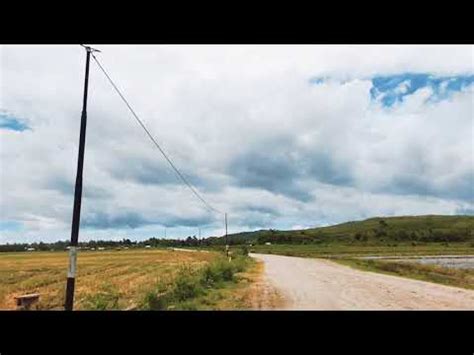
[251,253,474,310]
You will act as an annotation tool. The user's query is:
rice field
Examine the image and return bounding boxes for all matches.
[0,248,217,310]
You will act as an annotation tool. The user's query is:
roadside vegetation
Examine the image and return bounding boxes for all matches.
[142,252,254,310]
[336,258,474,290]
[250,243,473,258]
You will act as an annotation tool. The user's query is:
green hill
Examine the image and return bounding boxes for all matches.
[226,215,474,245]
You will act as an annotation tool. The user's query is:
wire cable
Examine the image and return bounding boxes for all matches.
[91,53,223,215]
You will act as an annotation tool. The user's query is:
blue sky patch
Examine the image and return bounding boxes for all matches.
[308,77,326,85]
[370,73,474,107]
[0,113,30,131]
[0,221,23,232]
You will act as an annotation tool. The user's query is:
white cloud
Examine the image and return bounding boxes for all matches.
[1,45,473,243]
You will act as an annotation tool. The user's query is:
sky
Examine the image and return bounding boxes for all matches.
[0,45,473,243]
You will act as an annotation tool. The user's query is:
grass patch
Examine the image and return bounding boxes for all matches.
[144,255,253,310]
[250,243,474,258]
[82,284,122,310]
[336,258,474,290]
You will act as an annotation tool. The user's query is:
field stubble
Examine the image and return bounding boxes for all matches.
[0,249,216,310]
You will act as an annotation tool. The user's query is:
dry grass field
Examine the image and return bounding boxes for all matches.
[0,248,217,310]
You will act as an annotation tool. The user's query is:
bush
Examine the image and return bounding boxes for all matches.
[146,256,251,310]
[145,286,169,310]
[83,284,121,310]
[174,273,204,301]
[200,261,232,286]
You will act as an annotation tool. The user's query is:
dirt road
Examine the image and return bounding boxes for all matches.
[251,253,474,310]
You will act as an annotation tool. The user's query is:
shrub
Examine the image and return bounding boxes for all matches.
[83,284,121,310]
[145,288,169,310]
[146,256,250,310]
[174,273,203,301]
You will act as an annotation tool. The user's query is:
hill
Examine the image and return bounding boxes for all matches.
[226,215,474,245]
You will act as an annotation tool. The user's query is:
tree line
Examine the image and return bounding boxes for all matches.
[0,235,227,252]
[2,219,472,252]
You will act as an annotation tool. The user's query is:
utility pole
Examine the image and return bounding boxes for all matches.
[64,45,100,311]
[225,212,229,260]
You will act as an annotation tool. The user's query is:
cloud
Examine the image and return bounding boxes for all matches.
[1,45,473,243]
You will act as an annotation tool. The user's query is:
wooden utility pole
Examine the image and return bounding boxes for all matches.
[64,45,100,311]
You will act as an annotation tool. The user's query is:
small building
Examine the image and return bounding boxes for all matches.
[26,247,35,251]
[265,242,272,246]
[98,247,105,251]
[145,245,151,249]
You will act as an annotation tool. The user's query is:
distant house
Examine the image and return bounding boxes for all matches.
[98,247,105,251]
[26,247,35,251]
[90,248,96,251]
[145,245,151,249]
[265,242,272,245]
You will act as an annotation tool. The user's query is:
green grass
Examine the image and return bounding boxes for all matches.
[250,243,474,258]
[335,258,474,290]
[143,255,253,310]
[82,283,122,310]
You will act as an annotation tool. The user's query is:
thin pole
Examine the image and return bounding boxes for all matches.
[65,47,92,311]
[225,213,229,258]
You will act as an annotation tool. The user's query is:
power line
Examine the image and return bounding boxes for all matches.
[90,53,223,215]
